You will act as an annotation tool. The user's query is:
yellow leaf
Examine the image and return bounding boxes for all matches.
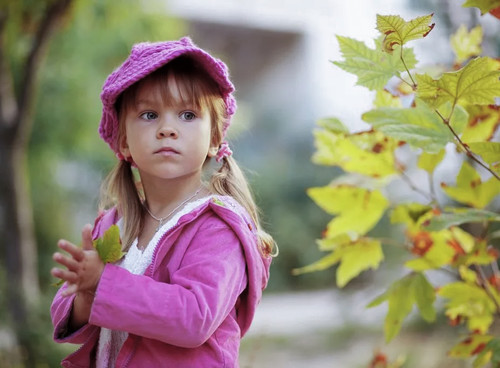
[390,203,433,234]
[448,333,493,358]
[450,227,475,253]
[374,89,403,108]
[459,265,478,284]
[451,25,483,65]
[441,161,500,208]
[462,105,500,143]
[336,239,384,287]
[312,129,398,177]
[468,142,500,165]
[308,185,390,239]
[291,250,342,275]
[439,282,496,333]
[417,149,446,173]
[405,230,456,271]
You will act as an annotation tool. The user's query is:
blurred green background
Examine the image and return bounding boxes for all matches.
[1,0,499,366]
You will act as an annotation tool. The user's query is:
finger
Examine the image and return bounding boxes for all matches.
[51,267,78,284]
[58,240,84,262]
[81,224,94,251]
[53,252,79,272]
[61,283,78,297]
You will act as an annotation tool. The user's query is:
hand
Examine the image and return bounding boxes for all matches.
[51,224,105,297]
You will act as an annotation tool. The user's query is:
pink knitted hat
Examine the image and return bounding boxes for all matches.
[99,36,236,160]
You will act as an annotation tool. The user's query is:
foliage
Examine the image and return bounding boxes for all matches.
[299,8,500,367]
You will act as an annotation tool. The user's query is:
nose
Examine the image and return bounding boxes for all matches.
[156,119,178,139]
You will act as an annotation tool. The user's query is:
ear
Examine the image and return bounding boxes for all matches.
[119,134,131,159]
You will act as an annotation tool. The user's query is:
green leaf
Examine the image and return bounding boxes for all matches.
[312,129,398,177]
[425,208,500,231]
[412,273,437,322]
[477,338,500,367]
[332,35,417,90]
[368,273,436,342]
[376,14,435,53]
[439,281,496,333]
[416,57,500,108]
[468,142,500,165]
[451,25,483,64]
[463,0,500,14]
[308,185,389,239]
[362,105,457,153]
[316,117,350,134]
[417,149,446,173]
[441,161,500,208]
[93,225,126,263]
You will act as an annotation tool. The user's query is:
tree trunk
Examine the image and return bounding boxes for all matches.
[0,127,38,366]
[0,1,74,365]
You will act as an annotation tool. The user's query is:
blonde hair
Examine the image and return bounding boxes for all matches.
[100,56,277,257]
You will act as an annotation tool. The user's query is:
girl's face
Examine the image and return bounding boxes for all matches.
[118,75,219,185]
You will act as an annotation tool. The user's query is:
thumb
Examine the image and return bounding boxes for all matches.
[81,224,94,251]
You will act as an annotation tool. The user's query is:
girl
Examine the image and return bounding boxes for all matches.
[50,37,275,368]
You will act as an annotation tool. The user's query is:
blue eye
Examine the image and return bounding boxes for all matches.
[180,111,196,121]
[140,111,158,120]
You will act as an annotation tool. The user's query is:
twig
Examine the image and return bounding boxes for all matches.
[400,46,416,89]
[435,108,500,181]
[396,165,434,203]
[428,172,440,208]
[15,0,73,142]
[474,264,500,315]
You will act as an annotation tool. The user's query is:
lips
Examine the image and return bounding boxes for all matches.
[154,147,179,155]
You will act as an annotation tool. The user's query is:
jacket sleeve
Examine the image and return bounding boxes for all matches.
[50,208,116,344]
[50,284,98,344]
[88,221,248,348]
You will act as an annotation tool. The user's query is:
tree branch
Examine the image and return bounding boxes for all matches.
[435,108,500,181]
[0,7,17,131]
[15,0,73,143]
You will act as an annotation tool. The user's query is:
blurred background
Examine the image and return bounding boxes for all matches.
[1,0,499,366]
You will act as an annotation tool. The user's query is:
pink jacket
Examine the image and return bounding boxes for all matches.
[51,196,271,367]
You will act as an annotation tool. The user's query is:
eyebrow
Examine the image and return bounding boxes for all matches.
[135,99,158,106]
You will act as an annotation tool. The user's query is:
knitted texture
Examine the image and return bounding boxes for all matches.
[99,37,236,155]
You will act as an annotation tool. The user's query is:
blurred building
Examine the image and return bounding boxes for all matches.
[164,0,424,151]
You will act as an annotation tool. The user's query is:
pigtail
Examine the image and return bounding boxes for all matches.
[209,156,278,257]
[99,160,144,252]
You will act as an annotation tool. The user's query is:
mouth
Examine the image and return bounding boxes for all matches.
[154,147,179,155]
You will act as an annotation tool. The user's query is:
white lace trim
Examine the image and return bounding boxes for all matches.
[96,196,213,368]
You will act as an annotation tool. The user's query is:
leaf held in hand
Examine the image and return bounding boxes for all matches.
[93,225,126,263]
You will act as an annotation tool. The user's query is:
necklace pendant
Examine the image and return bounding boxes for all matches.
[155,219,163,232]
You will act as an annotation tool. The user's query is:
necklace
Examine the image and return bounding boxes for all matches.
[144,187,202,232]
